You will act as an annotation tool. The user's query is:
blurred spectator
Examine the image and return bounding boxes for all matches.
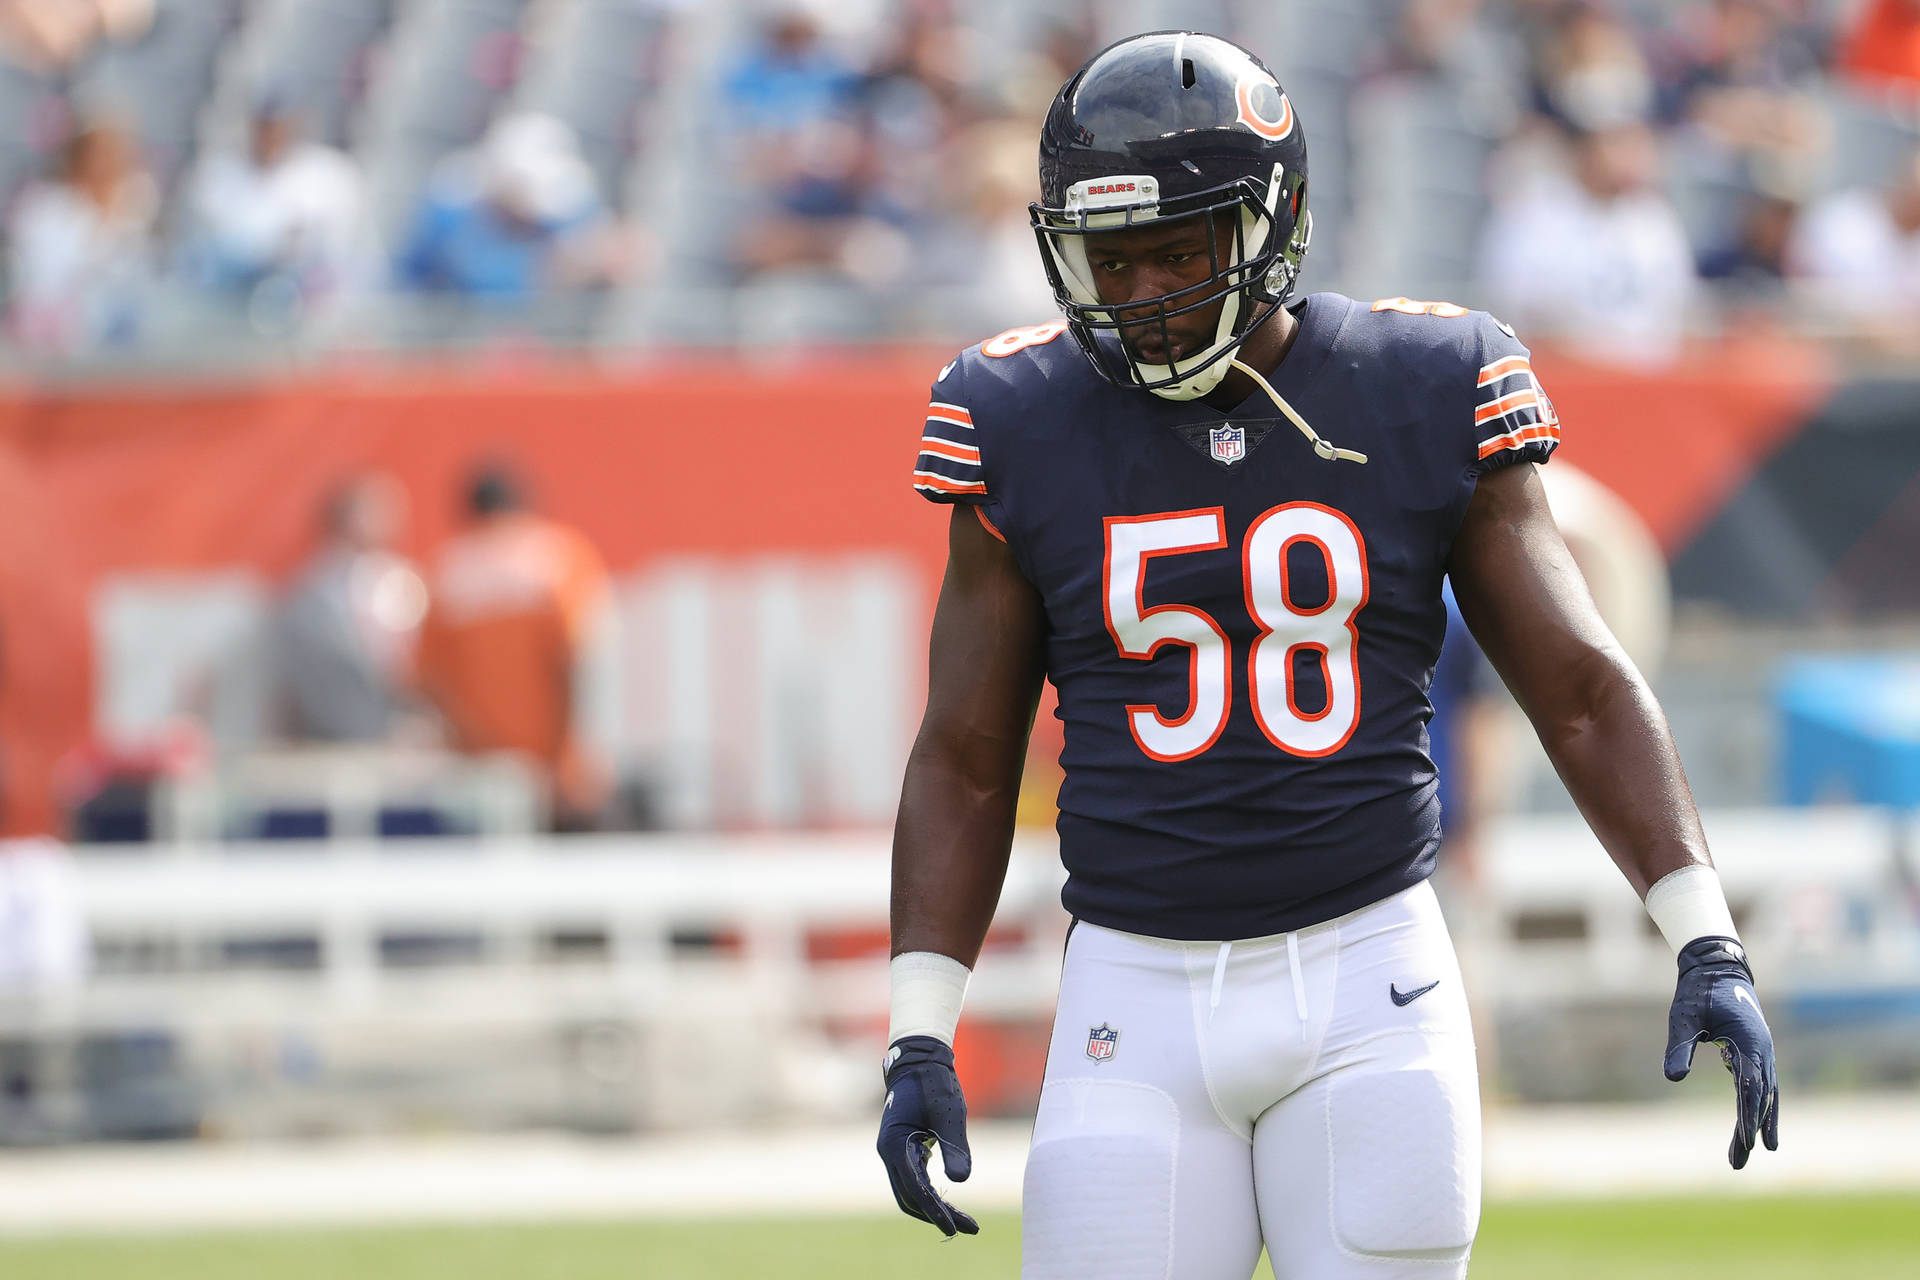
[729,114,897,283]
[1414,0,1570,76]
[0,836,88,993]
[860,9,968,233]
[1838,0,1920,97]
[1665,0,1824,175]
[720,7,857,138]
[0,0,1898,357]
[1477,122,1699,365]
[1002,16,1098,120]
[720,8,904,287]
[0,817,88,1138]
[0,0,150,71]
[1393,0,1486,75]
[274,474,427,744]
[395,113,626,302]
[1533,2,1657,133]
[5,115,155,352]
[927,118,1059,332]
[1698,189,1800,301]
[1786,144,1920,334]
[180,92,374,322]
[1391,0,1576,132]
[417,463,612,831]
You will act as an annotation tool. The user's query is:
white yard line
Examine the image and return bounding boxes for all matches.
[1,1097,1916,1235]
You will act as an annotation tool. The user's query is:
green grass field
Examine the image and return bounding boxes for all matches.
[1,1195,1913,1279]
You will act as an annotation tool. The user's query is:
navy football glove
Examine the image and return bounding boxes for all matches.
[877,1035,977,1237]
[1663,936,1779,1169]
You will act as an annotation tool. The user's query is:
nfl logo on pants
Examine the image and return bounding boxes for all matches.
[1085,1024,1118,1061]
[1210,424,1246,464]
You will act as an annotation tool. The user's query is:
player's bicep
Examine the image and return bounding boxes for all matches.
[917,505,1047,776]
[1446,464,1623,717]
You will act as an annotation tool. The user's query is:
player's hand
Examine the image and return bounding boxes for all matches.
[1663,936,1779,1169]
[877,1035,977,1237]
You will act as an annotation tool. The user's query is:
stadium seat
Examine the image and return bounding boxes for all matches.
[215,0,396,149]
[358,0,532,247]
[1346,75,1497,303]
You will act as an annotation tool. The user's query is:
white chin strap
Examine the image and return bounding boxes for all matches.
[1228,355,1368,464]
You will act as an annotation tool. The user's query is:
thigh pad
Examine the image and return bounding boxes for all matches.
[1023,1078,1178,1279]
[1326,1062,1480,1258]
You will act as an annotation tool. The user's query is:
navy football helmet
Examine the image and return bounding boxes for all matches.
[1033,31,1311,400]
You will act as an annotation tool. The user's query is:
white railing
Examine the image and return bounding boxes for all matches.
[3,808,1915,1130]
[1476,807,1919,999]
[15,806,1919,1021]
[8,832,1069,1035]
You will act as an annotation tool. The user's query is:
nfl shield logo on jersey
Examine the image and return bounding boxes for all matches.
[1209,424,1246,465]
[1085,1024,1119,1061]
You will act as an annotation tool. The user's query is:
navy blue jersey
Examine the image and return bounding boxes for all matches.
[912,294,1559,940]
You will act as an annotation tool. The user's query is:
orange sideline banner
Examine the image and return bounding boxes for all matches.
[0,340,1830,837]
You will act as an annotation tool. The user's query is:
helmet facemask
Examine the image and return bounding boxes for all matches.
[1031,167,1309,400]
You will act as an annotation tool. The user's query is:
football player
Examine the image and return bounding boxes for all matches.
[877,31,1777,1280]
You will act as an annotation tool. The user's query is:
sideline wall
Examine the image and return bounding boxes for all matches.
[0,338,1845,836]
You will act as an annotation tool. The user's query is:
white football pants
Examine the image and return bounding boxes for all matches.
[1022,881,1480,1279]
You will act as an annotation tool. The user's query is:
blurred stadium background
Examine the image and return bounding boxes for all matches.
[1,0,1919,1274]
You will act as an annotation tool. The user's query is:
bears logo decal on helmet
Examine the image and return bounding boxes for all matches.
[1234,74,1295,141]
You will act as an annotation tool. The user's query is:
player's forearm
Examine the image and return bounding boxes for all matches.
[889,734,1023,965]
[1528,643,1710,898]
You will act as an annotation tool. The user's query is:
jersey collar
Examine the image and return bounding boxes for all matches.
[1202,292,1348,419]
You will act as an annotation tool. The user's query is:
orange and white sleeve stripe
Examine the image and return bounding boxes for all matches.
[913,400,989,499]
[1473,355,1560,461]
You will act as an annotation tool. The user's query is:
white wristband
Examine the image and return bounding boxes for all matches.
[1644,864,1739,956]
[888,951,972,1047]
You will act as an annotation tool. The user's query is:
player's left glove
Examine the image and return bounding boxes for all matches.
[877,1035,977,1237]
[1663,936,1779,1169]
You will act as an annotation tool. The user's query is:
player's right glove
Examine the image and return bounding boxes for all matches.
[1663,936,1779,1169]
[876,1035,977,1237]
